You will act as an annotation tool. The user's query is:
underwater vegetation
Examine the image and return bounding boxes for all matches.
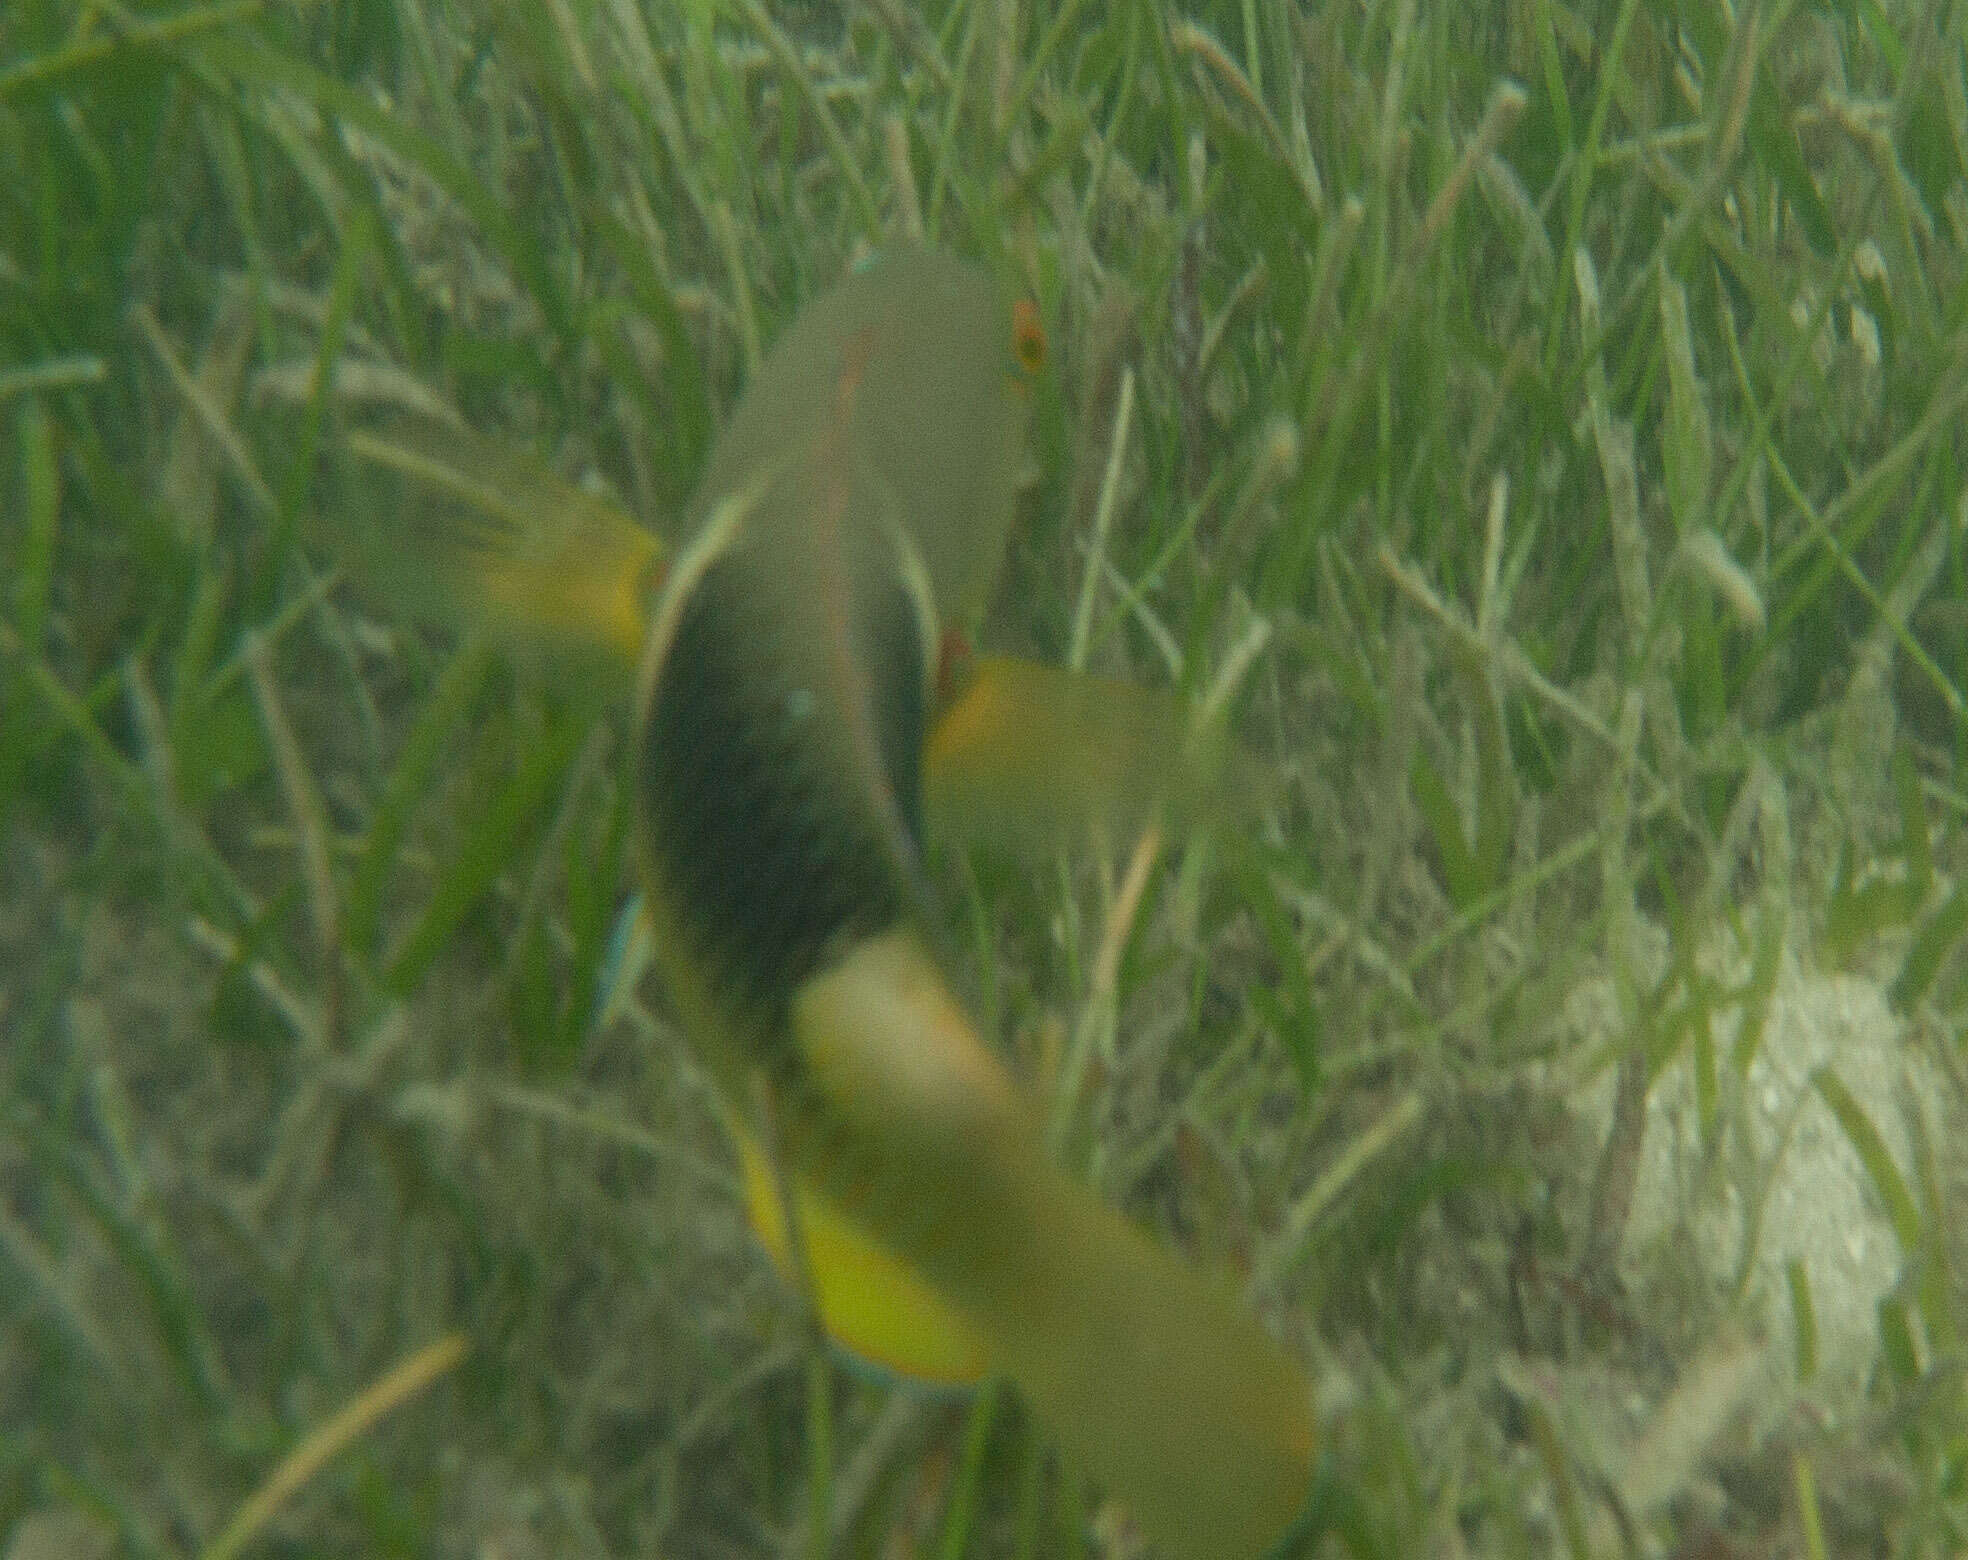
[3,1,1967,1556]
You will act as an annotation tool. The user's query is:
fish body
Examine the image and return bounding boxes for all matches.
[349,246,1315,1557]
[624,253,1020,1393]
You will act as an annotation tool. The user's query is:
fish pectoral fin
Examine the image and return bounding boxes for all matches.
[338,417,663,672]
[924,654,1255,854]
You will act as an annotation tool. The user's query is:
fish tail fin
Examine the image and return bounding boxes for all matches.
[994,1158,1317,1560]
[786,930,1316,1558]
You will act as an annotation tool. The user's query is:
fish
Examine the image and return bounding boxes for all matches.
[343,245,1315,1558]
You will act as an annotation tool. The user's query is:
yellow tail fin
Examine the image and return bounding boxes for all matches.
[788,930,1315,1559]
[735,1130,991,1386]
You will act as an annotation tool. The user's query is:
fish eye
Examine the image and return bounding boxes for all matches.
[1011,298,1047,378]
